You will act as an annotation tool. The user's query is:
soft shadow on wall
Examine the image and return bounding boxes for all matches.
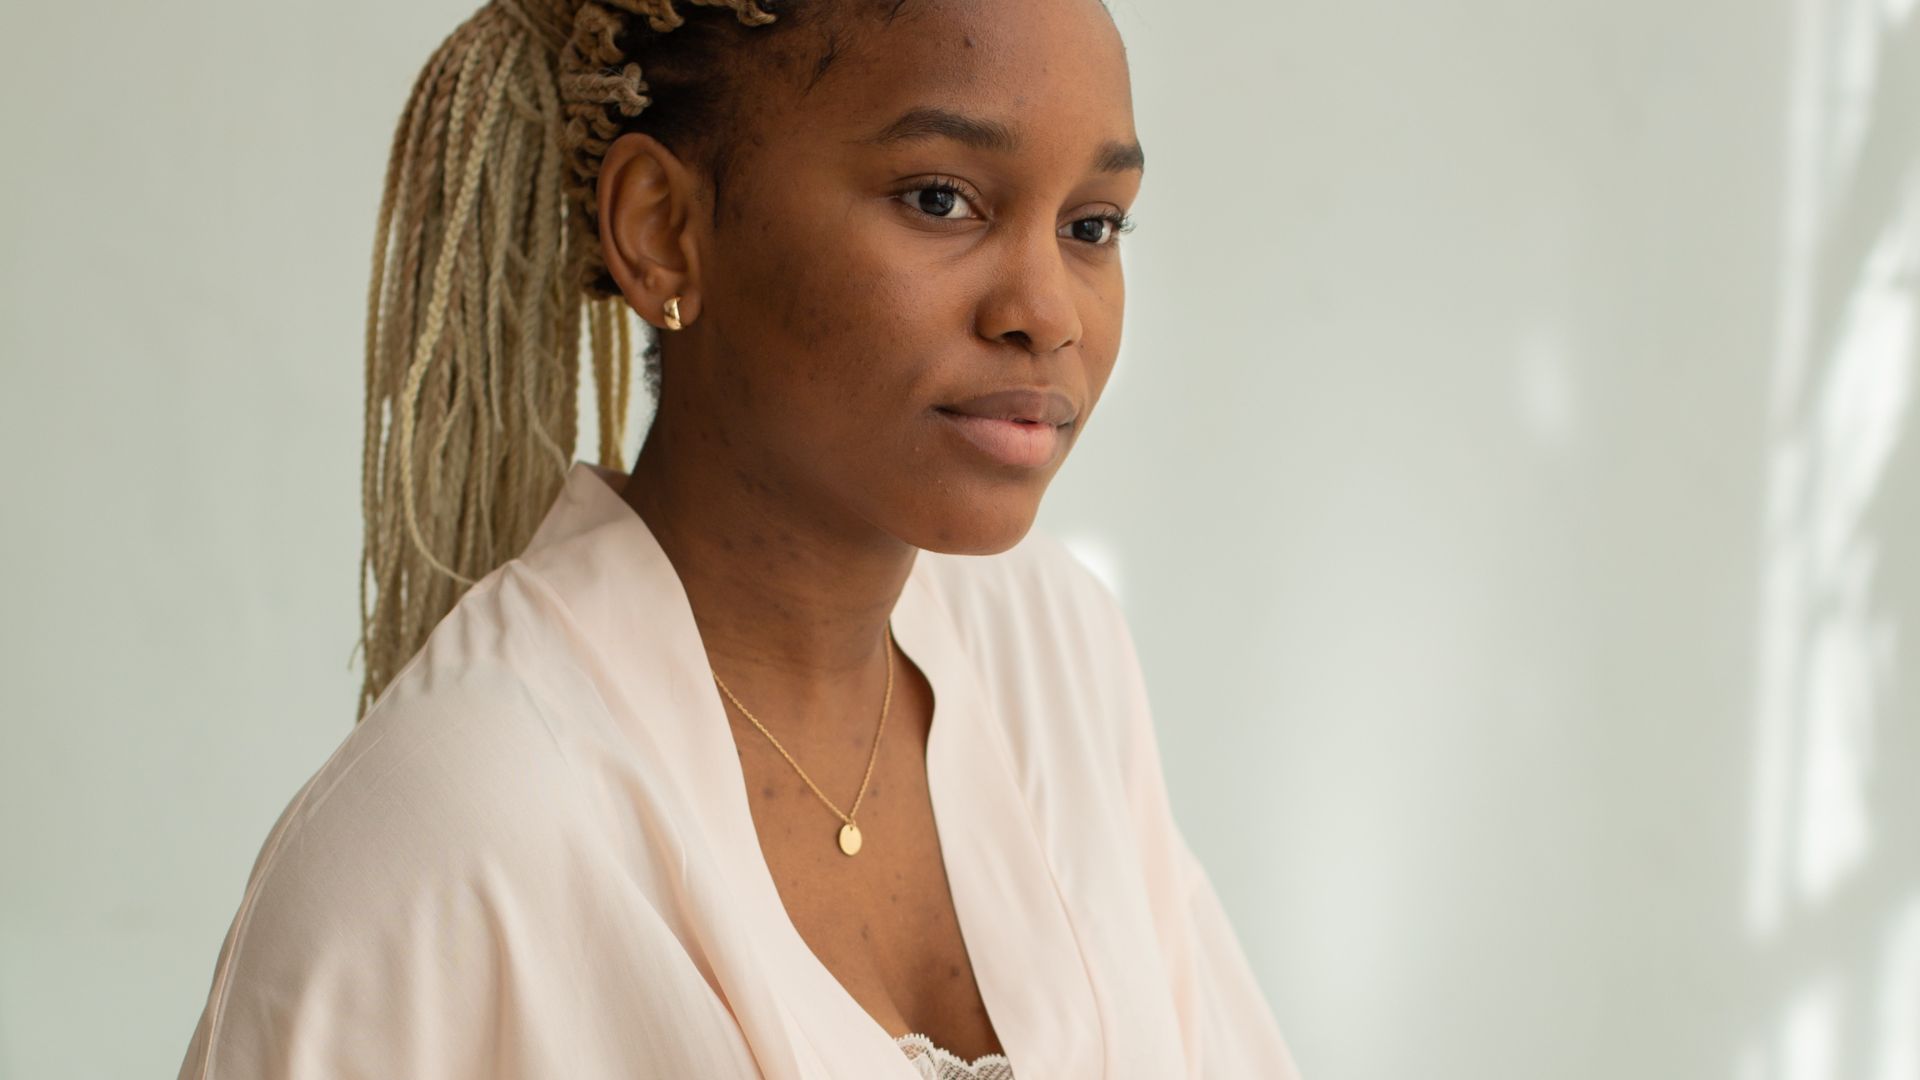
[1741,0,1919,1077]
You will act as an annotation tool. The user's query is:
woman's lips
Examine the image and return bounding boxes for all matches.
[935,407,1064,468]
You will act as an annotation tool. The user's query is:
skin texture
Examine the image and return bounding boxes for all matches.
[596,0,1142,1058]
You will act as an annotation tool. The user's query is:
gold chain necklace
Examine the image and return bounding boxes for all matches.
[710,624,896,857]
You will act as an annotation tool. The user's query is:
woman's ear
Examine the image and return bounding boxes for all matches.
[597,131,704,330]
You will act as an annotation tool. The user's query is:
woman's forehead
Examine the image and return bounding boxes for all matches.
[765,0,1135,154]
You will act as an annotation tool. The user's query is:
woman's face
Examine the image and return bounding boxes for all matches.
[629,0,1141,556]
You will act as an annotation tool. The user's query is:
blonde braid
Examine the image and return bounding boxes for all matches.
[355,0,784,722]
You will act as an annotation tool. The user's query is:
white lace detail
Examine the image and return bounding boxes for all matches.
[894,1032,1016,1079]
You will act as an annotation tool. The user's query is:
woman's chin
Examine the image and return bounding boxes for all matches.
[898,500,1046,557]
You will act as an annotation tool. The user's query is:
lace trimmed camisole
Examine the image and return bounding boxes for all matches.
[894,1032,1016,1079]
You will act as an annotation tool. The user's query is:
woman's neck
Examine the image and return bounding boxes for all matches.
[617,421,916,739]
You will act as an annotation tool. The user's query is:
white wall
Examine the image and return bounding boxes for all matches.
[2,1,1914,1077]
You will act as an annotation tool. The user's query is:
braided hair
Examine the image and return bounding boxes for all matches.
[356,0,853,720]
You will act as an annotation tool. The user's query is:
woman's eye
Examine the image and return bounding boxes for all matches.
[1064,213,1137,248]
[899,180,979,221]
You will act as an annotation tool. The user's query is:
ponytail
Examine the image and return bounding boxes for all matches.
[360,0,573,720]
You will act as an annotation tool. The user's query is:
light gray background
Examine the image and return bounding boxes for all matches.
[3,0,1916,1078]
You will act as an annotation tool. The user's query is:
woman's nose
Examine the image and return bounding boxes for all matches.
[974,223,1085,355]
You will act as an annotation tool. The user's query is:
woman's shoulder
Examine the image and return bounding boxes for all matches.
[912,522,1126,636]
[911,524,1149,761]
[180,565,689,1080]
[911,523,1141,705]
[249,565,600,917]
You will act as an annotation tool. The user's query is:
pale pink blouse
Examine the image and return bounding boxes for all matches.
[175,461,1305,1079]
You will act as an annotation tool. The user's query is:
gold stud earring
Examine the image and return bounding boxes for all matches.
[663,295,685,331]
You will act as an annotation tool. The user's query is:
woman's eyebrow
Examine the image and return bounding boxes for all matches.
[855,105,1145,175]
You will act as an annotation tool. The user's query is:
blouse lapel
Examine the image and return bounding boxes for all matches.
[891,565,1107,1078]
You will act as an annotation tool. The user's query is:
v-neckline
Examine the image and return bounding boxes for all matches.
[562,462,1105,1079]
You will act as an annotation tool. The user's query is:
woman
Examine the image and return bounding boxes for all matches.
[177,0,1305,1076]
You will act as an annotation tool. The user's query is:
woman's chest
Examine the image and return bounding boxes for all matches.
[732,661,1007,1064]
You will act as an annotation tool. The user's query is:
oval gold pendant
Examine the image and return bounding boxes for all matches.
[837,821,863,856]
